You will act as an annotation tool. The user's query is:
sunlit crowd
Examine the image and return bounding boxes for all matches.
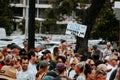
[0,39,120,80]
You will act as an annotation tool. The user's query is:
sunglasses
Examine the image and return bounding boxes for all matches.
[113,59,118,61]
[90,64,95,66]
[71,63,76,66]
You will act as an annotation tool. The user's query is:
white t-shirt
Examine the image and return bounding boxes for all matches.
[77,74,86,80]
[17,70,35,80]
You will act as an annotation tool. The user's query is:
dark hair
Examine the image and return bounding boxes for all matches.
[28,49,36,59]
[53,47,59,56]
[20,57,28,64]
[84,64,92,78]
[23,40,28,44]
[56,56,66,63]
[19,49,27,56]
[61,39,66,44]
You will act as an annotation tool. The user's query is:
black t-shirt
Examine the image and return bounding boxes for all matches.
[109,69,117,80]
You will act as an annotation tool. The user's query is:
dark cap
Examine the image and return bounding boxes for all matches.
[19,49,27,55]
[42,50,51,54]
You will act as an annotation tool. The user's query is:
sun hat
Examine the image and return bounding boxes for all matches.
[0,52,4,62]
[0,66,16,80]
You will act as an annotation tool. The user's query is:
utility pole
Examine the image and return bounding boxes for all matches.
[118,20,120,47]
[28,0,35,51]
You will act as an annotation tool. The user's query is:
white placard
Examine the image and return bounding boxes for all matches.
[66,21,87,38]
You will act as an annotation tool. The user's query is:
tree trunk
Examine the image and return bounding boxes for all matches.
[76,0,106,56]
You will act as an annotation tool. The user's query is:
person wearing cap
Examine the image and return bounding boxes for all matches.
[41,50,56,71]
[36,60,49,80]
[55,63,70,80]
[17,57,35,80]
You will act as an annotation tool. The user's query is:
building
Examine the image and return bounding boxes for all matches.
[10,0,52,33]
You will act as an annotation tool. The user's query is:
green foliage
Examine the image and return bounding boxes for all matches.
[90,0,119,42]
[0,0,13,35]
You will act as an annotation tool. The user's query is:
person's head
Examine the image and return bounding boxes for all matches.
[12,48,20,55]
[95,70,107,80]
[19,49,27,58]
[4,54,14,66]
[56,55,66,63]
[28,49,38,63]
[2,48,11,56]
[23,41,28,47]
[106,42,111,49]
[75,61,86,75]
[89,60,95,70]
[20,57,29,71]
[108,54,118,67]
[97,64,112,73]
[70,59,77,70]
[38,60,49,72]
[0,52,4,62]
[61,39,66,44]
[85,64,95,80]
[53,47,60,56]
[93,45,98,51]
[42,50,51,60]
[74,53,82,62]
[56,63,66,75]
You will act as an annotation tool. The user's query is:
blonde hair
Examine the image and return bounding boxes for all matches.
[76,61,86,75]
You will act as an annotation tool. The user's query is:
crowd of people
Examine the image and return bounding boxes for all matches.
[0,39,120,80]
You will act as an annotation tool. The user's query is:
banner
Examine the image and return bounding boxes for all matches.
[66,21,87,38]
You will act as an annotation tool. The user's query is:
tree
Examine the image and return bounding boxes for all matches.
[0,0,13,35]
[48,0,106,55]
[90,0,119,43]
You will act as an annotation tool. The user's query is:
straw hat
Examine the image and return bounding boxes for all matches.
[0,66,16,80]
[0,52,4,62]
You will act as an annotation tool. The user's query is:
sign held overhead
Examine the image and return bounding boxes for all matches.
[66,21,87,38]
